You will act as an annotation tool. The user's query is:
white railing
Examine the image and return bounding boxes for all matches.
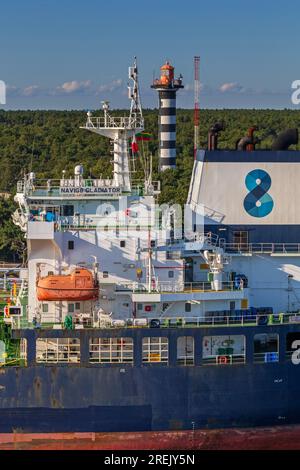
[96,313,290,329]
[189,199,225,223]
[131,180,161,194]
[222,242,300,254]
[85,116,144,130]
[17,177,160,199]
[0,262,21,269]
[8,312,296,331]
[116,281,239,294]
[20,178,120,191]
[60,178,116,188]
[138,232,219,251]
[202,354,246,365]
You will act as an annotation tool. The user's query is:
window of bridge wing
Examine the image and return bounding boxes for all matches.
[177,336,194,366]
[89,338,134,364]
[286,332,300,362]
[202,335,245,366]
[254,333,279,363]
[142,337,168,364]
[36,338,80,363]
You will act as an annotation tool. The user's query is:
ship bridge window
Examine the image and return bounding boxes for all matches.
[68,304,75,313]
[62,205,74,216]
[185,303,192,313]
[254,333,279,364]
[167,251,181,260]
[142,337,168,364]
[202,335,246,366]
[177,336,194,366]
[286,332,300,363]
[89,338,133,364]
[20,338,27,366]
[36,338,80,364]
[233,231,249,251]
[42,303,49,313]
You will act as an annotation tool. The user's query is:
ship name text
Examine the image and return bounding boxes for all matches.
[60,187,121,195]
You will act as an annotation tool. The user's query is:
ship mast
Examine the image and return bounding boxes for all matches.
[81,58,144,192]
[129,57,143,124]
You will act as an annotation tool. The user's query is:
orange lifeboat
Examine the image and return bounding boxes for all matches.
[37,268,99,301]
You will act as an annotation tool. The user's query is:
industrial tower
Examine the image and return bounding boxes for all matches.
[151,61,184,171]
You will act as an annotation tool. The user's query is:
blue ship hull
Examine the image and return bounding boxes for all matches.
[0,325,298,433]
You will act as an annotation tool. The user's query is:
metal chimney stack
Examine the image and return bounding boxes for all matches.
[151,61,184,171]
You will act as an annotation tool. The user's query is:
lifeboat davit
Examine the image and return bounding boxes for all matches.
[37,268,99,301]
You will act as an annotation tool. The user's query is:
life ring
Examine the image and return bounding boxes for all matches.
[218,355,228,364]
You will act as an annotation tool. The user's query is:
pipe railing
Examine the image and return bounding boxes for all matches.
[85,116,144,129]
[116,281,240,293]
[7,312,300,331]
[222,242,300,254]
[202,354,246,366]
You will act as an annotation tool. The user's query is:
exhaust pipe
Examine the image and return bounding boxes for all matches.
[272,129,298,150]
[236,127,259,151]
[208,122,225,150]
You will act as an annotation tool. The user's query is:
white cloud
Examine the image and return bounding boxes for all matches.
[5,78,124,103]
[219,82,245,93]
[56,80,92,94]
[183,82,210,94]
[54,78,123,96]
[97,79,123,94]
[23,85,40,96]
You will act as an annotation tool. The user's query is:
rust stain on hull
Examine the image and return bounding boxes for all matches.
[1,425,300,450]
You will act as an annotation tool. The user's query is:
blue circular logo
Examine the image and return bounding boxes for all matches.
[243,169,274,218]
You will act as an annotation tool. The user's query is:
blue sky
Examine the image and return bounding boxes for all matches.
[1,0,300,109]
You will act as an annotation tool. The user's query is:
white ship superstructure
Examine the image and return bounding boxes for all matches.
[12,59,247,328]
[188,141,300,314]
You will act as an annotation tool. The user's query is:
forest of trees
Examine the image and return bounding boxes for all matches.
[1,108,300,261]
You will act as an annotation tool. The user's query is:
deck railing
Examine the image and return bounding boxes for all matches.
[115,280,240,293]
[202,354,246,366]
[84,116,144,130]
[222,242,300,254]
[6,311,300,331]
